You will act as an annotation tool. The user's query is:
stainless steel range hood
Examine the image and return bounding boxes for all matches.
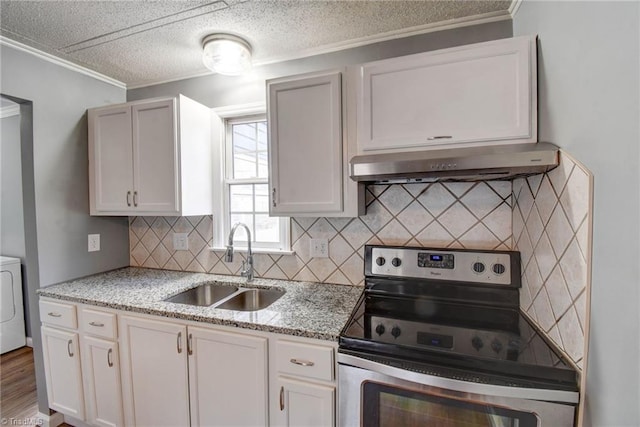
[350,142,559,183]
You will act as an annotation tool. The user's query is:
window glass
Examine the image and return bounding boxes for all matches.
[223,116,288,250]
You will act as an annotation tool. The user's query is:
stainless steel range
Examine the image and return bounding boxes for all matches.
[338,245,579,427]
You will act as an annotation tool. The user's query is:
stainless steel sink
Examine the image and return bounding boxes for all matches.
[164,283,238,306]
[215,288,285,311]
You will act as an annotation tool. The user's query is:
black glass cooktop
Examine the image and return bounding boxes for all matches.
[339,286,579,392]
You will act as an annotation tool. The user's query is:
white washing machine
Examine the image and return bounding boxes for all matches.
[1,256,26,353]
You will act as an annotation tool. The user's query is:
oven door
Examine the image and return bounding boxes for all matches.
[338,354,577,427]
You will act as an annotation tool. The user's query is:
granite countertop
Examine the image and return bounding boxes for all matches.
[37,267,364,341]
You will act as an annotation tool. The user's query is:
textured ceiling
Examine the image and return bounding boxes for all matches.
[0,0,512,88]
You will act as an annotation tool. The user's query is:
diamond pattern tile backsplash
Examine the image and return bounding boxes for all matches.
[129,154,592,371]
[129,181,513,287]
[513,152,592,370]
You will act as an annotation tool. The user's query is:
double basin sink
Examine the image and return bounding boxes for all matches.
[164,282,284,311]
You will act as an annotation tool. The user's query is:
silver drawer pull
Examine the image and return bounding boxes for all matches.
[427,135,453,140]
[290,358,315,367]
[47,312,62,318]
[89,321,105,327]
[67,339,74,357]
[107,348,114,367]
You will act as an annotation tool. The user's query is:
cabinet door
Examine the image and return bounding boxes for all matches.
[358,36,536,153]
[132,99,179,213]
[188,326,268,427]
[89,105,134,214]
[41,326,85,420]
[278,377,335,427]
[268,71,344,215]
[82,336,123,427]
[119,316,189,427]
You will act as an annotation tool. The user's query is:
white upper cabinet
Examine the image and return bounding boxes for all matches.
[267,69,363,217]
[89,95,212,216]
[357,36,537,153]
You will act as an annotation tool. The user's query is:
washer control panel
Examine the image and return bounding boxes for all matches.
[369,246,515,286]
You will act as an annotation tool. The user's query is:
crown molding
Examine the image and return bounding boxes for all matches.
[251,10,512,68]
[0,36,126,89]
[126,70,213,90]
[3,6,517,91]
[509,0,524,18]
[0,103,21,118]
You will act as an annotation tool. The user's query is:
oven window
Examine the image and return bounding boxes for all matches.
[363,382,537,427]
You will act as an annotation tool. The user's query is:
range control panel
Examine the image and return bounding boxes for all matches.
[368,246,516,286]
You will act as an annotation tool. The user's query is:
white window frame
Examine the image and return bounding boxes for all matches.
[211,103,291,254]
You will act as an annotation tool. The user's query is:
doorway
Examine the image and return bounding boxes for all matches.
[0,94,47,420]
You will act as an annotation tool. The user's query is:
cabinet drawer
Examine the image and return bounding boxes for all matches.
[277,340,334,381]
[80,308,117,339]
[39,300,77,329]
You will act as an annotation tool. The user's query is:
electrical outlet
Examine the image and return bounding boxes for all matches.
[310,238,329,258]
[173,233,189,251]
[88,234,100,252]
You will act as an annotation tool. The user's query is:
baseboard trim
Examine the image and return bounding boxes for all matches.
[62,415,92,427]
[36,411,64,427]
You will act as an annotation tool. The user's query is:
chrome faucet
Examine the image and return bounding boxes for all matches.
[224,222,254,282]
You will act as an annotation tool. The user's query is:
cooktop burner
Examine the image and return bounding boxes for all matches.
[338,245,578,392]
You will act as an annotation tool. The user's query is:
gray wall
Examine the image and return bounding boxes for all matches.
[513,2,640,426]
[1,99,30,336]
[1,45,129,412]
[129,21,512,106]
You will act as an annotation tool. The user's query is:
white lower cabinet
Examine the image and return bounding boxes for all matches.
[40,299,338,427]
[40,300,125,426]
[277,377,335,427]
[119,316,270,427]
[119,316,190,427]
[272,339,337,427]
[41,325,85,420]
[80,306,124,427]
[188,326,268,426]
[81,337,123,427]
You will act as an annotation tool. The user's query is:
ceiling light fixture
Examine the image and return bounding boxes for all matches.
[202,34,252,76]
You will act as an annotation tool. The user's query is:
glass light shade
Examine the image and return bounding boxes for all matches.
[202,34,252,76]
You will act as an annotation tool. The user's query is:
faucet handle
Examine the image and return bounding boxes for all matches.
[241,260,247,276]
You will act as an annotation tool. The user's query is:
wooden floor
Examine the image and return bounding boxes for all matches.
[0,346,72,426]
[1,346,38,421]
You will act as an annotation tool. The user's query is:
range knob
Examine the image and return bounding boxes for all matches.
[491,338,503,354]
[472,262,485,273]
[375,324,385,336]
[375,257,386,266]
[492,263,506,275]
[391,258,402,267]
[471,336,484,351]
[391,326,402,338]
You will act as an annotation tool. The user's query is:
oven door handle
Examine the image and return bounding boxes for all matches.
[337,353,579,404]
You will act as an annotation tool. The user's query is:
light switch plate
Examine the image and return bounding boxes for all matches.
[88,234,100,252]
[310,238,329,258]
[173,233,189,251]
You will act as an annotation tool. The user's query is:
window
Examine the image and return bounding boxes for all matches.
[218,114,289,251]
